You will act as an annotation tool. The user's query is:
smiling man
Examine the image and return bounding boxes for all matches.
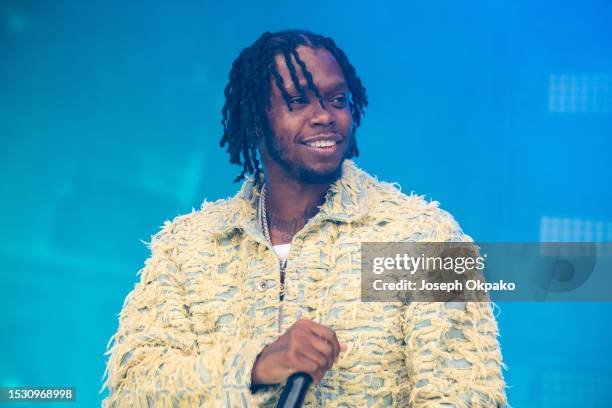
[103,30,508,407]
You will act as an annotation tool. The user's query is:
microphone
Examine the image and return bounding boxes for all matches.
[275,372,313,408]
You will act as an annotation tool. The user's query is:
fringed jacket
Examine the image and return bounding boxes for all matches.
[102,160,507,407]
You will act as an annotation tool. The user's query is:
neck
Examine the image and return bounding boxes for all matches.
[263,171,331,246]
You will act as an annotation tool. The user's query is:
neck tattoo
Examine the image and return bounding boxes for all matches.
[258,183,321,245]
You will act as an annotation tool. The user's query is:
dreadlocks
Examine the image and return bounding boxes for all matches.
[219,29,368,182]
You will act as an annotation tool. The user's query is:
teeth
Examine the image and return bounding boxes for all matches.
[306,140,337,148]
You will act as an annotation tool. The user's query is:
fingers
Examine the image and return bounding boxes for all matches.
[252,320,346,386]
[289,324,335,373]
[283,332,325,383]
[309,335,335,371]
[269,320,347,384]
[296,349,327,384]
[296,319,341,362]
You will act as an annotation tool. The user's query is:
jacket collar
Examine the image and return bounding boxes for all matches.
[204,160,372,238]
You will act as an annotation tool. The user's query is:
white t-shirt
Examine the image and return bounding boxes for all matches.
[272,243,291,260]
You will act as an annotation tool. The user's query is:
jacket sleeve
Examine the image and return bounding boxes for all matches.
[401,301,507,407]
[101,221,279,407]
[400,210,508,407]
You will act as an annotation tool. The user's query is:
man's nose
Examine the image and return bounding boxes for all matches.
[309,101,335,127]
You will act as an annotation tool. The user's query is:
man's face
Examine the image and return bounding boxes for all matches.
[259,46,354,184]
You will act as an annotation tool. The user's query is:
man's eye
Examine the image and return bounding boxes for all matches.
[331,95,348,106]
[290,96,309,104]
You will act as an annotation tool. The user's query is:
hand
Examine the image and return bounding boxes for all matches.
[251,319,347,386]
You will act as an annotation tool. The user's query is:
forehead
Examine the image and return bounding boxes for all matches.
[272,46,346,91]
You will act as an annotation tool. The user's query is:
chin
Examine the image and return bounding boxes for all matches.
[297,161,344,184]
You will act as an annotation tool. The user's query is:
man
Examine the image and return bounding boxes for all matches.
[103,30,507,407]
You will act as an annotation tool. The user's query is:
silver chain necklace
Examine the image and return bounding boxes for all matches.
[259,184,288,268]
[259,183,272,243]
[258,184,288,300]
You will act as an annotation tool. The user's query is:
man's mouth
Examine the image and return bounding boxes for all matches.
[303,140,341,149]
[300,133,343,150]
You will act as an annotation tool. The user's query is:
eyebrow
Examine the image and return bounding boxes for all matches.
[285,79,348,94]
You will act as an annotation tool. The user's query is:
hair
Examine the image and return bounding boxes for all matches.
[219,29,368,182]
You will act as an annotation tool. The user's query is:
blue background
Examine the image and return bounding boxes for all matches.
[1,1,611,406]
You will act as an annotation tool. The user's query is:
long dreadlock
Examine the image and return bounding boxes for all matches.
[219,29,368,182]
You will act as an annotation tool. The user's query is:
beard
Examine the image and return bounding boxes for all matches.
[263,130,346,184]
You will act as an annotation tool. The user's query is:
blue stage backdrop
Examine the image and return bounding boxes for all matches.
[1,1,611,406]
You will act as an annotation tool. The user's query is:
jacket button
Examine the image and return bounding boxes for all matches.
[258,280,268,291]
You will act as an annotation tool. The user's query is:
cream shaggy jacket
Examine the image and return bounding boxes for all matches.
[102,160,507,407]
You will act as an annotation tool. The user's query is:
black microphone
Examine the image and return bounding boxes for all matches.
[275,372,313,408]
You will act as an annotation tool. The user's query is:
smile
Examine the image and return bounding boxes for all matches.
[300,139,343,157]
[303,140,340,148]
